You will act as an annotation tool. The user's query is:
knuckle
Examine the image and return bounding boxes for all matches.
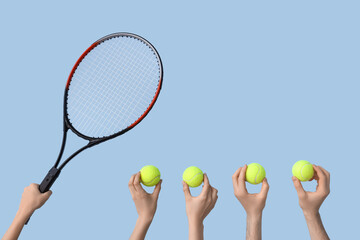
[319,190,327,196]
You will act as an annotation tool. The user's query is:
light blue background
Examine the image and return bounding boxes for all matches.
[0,1,359,239]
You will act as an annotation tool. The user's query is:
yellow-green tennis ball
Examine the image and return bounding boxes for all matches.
[292,160,314,182]
[245,163,266,185]
[140,165,160,187]
[183,166,203,188]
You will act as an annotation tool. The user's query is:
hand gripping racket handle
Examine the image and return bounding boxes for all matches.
[25,167,61,225]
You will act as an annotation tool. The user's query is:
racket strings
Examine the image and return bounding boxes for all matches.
[67,35,161,138]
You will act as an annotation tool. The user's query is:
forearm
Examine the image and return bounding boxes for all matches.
[246,212,262,240]
[188,219,204,240]
[303,211,329,240]
[129,217,152,240]
[2,210,32,240]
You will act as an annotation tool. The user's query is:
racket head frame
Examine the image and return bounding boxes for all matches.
[52,32,163,171]
[64,32,163,144]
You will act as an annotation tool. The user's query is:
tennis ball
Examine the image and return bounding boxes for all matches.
[140,165,160,187]
[292,160,314,182]
[183,166,204,188]
[245,163,266,185]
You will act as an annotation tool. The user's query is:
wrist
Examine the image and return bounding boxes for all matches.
[137,215,153,225]
[188,218,204,229]
[246,210,263,219]
[15,209,33,224]
[303,210,320,220]
[17,208,34,219]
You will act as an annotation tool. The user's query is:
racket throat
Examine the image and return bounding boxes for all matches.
[39,167,61,193]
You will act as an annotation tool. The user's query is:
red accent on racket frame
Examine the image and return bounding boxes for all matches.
[66,42,99,89]
[129,79,162,129]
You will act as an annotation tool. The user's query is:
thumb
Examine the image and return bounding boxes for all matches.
[182,181,192,200]
[292,176,305,197]
[41,190,52,202]
[153,180,162,199]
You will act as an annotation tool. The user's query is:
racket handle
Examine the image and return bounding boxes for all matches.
[39,167,61,193]
[25,167,61,225]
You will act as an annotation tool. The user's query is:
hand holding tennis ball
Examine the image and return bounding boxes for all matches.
[128,171,162,223]
[182,173,218,224]
[140,165,161,187]
[183,166,204,187]
[233,165,269,216]
[292,165,330,216]
[245,163,266,184]
[292,160,314,181]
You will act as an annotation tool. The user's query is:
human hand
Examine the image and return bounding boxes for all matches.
[182,173,218,225]
[232,165,270,216]
[1,184,51,240]
[292,165,330,216]
[18,183,52,217]
[128,172,162,223]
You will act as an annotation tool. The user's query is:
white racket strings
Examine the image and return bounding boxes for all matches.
[67,36,162,138]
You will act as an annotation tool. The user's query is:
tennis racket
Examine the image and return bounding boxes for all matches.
[26,32,163,224]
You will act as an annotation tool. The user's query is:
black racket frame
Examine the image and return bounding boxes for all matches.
[39,33,163,194]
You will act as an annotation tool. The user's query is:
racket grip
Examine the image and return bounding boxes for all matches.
[25,167,61,225]
[39,167,61,193]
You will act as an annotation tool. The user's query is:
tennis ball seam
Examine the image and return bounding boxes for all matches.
[254,165,260,184]
[143,175,160,185]
[300,163,312,180]
[184,172,202,182]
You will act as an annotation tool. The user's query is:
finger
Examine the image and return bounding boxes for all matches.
[238,165,248,194]
[128,174,137,193]
[133,172,144,192]
[30,183,39,188]
[318,166,330,180]
[211,187,218,202]
[313,165,327,193]
[204,173,210,185]
[210,188,218,209]
[232,167,242,188]
[259,177,270,198]
[292,176,306,198]
[309,174,316,181]
[182,181,192,200]
[152,180,162,199]
[200,173,211,197]
[311,168,319,181]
